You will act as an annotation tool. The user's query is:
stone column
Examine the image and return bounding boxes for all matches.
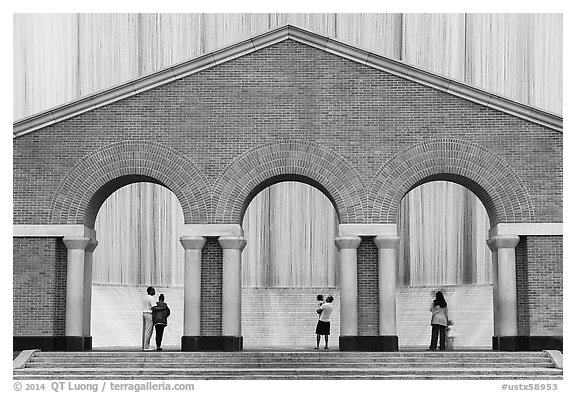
[219,236,247,348]
[63,236,90,350]
[82,240,98,349]
[335,236,361,337]
[180,236,206,351]
[374,235,400,350]
[486,239,501,338]
[487,235,520,350]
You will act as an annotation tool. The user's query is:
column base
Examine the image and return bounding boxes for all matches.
[83,336,92,350]
[492,336,563,351]
[13,336,85,351]
[339,335,398,351]
[181,336,243,351]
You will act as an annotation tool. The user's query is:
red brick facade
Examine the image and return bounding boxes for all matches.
[357,237,379,336]
[201,238,223,335]
[13,38,562,349]
[13,238,67,335]
[516,236,563,336]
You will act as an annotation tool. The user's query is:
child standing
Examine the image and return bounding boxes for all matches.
[446,320,456,350]
[314,295,324,349]
[316,294,324,310]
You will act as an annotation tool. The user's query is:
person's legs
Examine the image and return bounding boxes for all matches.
[316,335,320,349]
[429,324,439,350]
[142,314,146,350]
[155,324,165,350]
[143,313,153,349]
[324,335,329,349]
[439,325,447,350]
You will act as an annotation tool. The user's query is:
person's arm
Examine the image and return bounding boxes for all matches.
[430,303,435,313]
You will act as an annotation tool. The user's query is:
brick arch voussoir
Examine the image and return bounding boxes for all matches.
[50,141,210,227]
[382,163,509,225]
[382,164,508,224]
[74,164,201,226]
[369,139,534,225]
[213,141,366,224]
[219,163,353,224]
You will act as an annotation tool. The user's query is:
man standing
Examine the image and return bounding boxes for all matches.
[142,286,156,351]
[315,295,334,349]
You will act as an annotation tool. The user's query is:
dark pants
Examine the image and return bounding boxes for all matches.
[430,324,446,350]
[155,324,166,348]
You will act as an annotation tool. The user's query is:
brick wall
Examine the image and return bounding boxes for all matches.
[201,238,222,335]
[13,40,562,227]
[13,238,67,336]
[516,236,562,336]
[515,237,530,336]
[13,38,562,341]
[357,237,379,335]
[525,236,563,335]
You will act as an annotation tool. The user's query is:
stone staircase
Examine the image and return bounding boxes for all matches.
[14,351,562,380]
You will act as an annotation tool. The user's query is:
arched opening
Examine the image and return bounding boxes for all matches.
[396,180,493,349]
[90,182,185,349]
[241,180,340,349]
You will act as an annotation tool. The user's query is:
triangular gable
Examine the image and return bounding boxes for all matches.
[13,24,562,137]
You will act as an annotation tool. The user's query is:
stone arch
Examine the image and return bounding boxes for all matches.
[368,139,534,226]
[213,140,366,224]
[49,140,210,227]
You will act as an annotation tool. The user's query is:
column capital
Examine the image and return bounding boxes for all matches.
[180,236,207,250]
[85,240,98,254]
[218,236,247,251]
[487,235,520,251]
[335,236,361,250]
[373,235,400,249]
[63,236,91,251]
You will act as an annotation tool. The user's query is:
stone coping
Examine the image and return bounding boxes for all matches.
[488,223,562,238]
[13,25,562,138]
[339,224,397,237]
[13,349,39,369]
[13,223,562,240]
[545,350,563,369]
[12,224,96,240]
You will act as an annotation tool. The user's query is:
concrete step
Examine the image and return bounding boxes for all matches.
[13,374,563,380]
[14,367,563,379]
[30,350,549,357]
[28,351,552,361]
[14,367,563,374]
[25,362,555,369]
[15,351,562,380]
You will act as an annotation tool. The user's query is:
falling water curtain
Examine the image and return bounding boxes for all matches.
[92,181,491,288]
[241,182,340,288]
[397,182,492,286]
[92,183,185,286]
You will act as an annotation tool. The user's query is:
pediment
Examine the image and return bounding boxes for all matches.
[13,24,562,137]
